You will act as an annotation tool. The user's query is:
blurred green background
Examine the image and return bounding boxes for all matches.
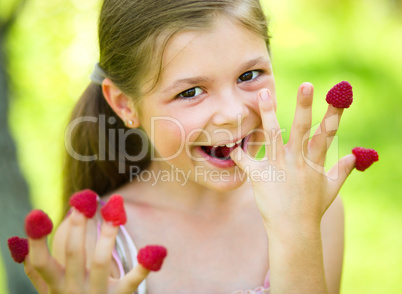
[1,0,401,293]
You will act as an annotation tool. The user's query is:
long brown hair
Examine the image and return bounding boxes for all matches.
[62,0,271,213]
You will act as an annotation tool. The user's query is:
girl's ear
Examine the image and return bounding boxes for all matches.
[102,78,140,128]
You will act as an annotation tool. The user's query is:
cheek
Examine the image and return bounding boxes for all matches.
[148,118,186,156]
[147,115,205,159]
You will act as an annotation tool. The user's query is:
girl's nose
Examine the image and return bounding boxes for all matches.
[212,92,249,127]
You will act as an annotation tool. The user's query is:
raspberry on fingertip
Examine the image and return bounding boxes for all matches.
[100,195,127,226]
[25,210,53,239]
[137,245,167,271]
[326,81,353,108]
[352,147,379,171]
[69,189,98,218]
[7,236,29,263]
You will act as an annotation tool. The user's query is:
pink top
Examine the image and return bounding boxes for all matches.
[95,198,270,294]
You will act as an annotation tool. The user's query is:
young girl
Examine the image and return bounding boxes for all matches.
[21,0,359,293]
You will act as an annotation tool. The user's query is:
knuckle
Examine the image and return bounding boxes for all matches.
[91,256,108,269]
[65,285,81,294]
[65,245,78,259]
[343,164,353,176]
[49,285,63,294]
[298,97,312,108]
[124,280,140,292]
[24,265,36,278]
[31,258,48,272]
[326,129,338,137]
[294,156,306,169]
[295,122,310,133]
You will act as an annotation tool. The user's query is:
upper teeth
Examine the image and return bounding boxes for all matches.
[216,139,242,148]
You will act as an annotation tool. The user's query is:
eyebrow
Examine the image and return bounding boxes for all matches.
[163,56,270,94]
[238,56,271,74]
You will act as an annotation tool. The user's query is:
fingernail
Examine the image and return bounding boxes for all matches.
[260,89,270,101]
[302,84,312,96]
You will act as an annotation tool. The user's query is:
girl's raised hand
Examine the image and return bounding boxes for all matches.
[230,83,356,234]
[9,192,167,294]
[23,209,150,294]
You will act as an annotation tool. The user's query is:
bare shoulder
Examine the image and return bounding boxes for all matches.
[321,195,345,294]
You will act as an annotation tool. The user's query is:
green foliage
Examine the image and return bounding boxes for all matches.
[3,0,401,293]
[0,0,20,23]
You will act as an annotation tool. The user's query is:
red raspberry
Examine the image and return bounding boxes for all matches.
[100,195,127,226]
[137,245,167,271]
[25,210,53,239]
[352,147,379,171]
[7,236,29,263]
[326,81,353,108]
[69,189,98,218]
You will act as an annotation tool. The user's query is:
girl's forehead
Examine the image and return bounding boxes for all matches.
[154,17,270,91]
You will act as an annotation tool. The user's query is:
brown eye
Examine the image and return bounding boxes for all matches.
[178,87,203,99]
[238,70,260,82]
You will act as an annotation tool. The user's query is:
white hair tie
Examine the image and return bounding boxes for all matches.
[90,63,107,85]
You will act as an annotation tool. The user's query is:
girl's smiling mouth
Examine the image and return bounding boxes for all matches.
[196,134,252,168]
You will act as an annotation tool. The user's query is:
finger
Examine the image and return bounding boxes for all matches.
[65,209,88,288]
[327,154,355,196]
[113,264,150,294]
[24,254,48,294]
[308,104,344,165]
[28,237,63,285]
[288,83,313,156]
[230,144,260,172]
[258,89,285,161]
[89,221,119,294]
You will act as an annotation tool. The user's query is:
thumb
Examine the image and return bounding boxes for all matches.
[114,264,150,294]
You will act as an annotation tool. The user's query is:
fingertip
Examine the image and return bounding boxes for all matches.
[100,220,120,238]
[344,153,357,172]
[258,89,275,112]
[300,82,314,96]
[69,208,87,225]
[137,264,151,277]
[28,236,48,248]
[258,88,270,101]
[327,103,344,115]
[229,146,245,167]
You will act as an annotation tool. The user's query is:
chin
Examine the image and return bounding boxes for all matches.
[198,167,248,192]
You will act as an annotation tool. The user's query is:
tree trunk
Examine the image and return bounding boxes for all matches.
[0,3,36,293]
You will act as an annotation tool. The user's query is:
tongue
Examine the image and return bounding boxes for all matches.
[203,144,238,160]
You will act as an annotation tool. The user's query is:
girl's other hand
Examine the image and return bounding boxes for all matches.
[24,209,150,294]
[230,83,355,235]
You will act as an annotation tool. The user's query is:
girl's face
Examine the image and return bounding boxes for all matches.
[138,16,276,191]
